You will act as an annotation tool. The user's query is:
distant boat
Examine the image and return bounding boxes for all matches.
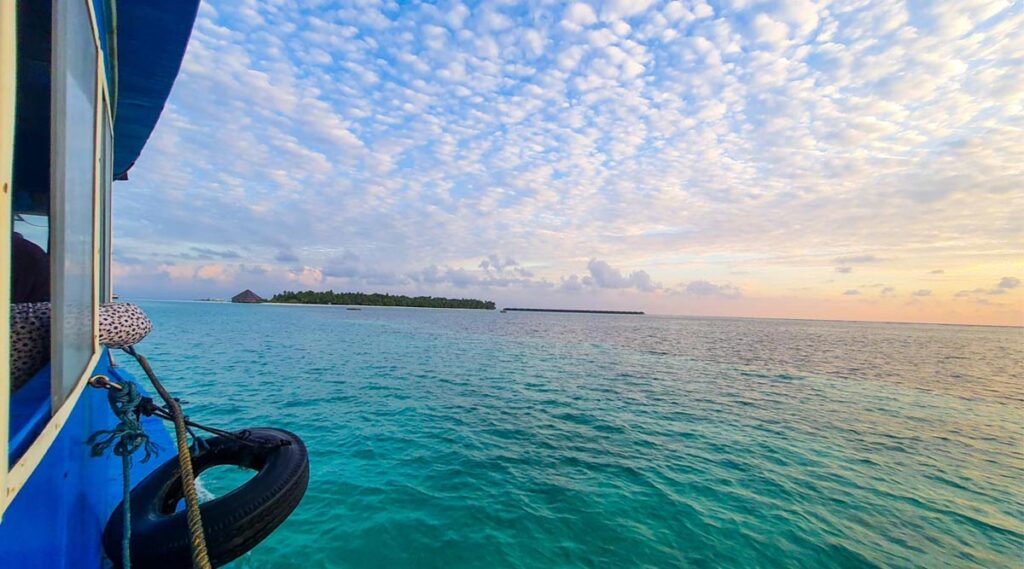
[346,307,362,311]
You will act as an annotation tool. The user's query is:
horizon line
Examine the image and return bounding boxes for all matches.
[115,297,1024,329]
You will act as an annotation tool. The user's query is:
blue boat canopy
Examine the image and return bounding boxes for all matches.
[11,0,199,213]
[112,0,200,179]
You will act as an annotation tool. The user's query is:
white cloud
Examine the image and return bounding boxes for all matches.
[662,2,691,23]
[601,0,655,22]
[693,3,714,19]
[522,29,547,58]
[288,267,325,287]
[446,3,470,29]
[113,0,1023,324]
[562,3,598,31]
[752,13,790,49]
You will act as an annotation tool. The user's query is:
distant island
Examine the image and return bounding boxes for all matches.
[271,290,496,310]
[501,308,644,315]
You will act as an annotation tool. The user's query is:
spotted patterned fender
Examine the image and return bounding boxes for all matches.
[9,302,153,390]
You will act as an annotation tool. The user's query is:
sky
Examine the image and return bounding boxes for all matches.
[112,0,1023,326]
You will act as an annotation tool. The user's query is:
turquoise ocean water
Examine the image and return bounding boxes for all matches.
[122,301,1023,568]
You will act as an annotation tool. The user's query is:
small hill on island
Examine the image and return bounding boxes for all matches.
[232,289,265,303]
[271,290,494,310]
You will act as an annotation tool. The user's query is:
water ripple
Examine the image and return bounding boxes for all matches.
[125,302,1023,569]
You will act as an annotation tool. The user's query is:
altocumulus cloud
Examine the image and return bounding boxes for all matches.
[111,0,1023,313]
[272,254,667,294]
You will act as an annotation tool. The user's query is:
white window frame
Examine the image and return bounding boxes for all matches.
[1,0,110,518]
[0,0,18,521]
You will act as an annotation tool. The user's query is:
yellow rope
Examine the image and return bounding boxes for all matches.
[128,349,212,569]
[167,391,212,569]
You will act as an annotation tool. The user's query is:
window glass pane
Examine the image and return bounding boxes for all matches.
[50,0,97,408]
[99,107,111,303]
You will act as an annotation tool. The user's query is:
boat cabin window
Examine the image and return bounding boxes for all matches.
[50,0,100,407]
[7,0,110,469]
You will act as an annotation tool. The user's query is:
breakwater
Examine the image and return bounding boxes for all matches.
[501,308,644,315]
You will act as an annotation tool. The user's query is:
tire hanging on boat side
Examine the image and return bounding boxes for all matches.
[103,428,310,568]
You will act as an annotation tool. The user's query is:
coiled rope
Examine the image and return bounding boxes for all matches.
[87,380,159,569]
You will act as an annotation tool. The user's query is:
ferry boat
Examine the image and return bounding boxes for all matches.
[0,2,308,567]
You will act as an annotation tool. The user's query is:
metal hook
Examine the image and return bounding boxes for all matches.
[89,375,124,391]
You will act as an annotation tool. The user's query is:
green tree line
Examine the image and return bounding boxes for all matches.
[270,290,496,310]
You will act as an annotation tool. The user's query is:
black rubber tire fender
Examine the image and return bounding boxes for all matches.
[103,427,310,568]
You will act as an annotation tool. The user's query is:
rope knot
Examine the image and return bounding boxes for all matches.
[88,380,160,463]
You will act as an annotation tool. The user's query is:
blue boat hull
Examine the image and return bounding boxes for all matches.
[0,350,174,568]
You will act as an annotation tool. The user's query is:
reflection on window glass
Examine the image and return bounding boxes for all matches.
[10,220,51,394]
[8,2,53,467]
[99,109,112,303]
[12,215,49,252]
[50,0,97,409]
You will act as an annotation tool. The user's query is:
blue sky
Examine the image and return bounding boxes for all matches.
[114,0,1022,324]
